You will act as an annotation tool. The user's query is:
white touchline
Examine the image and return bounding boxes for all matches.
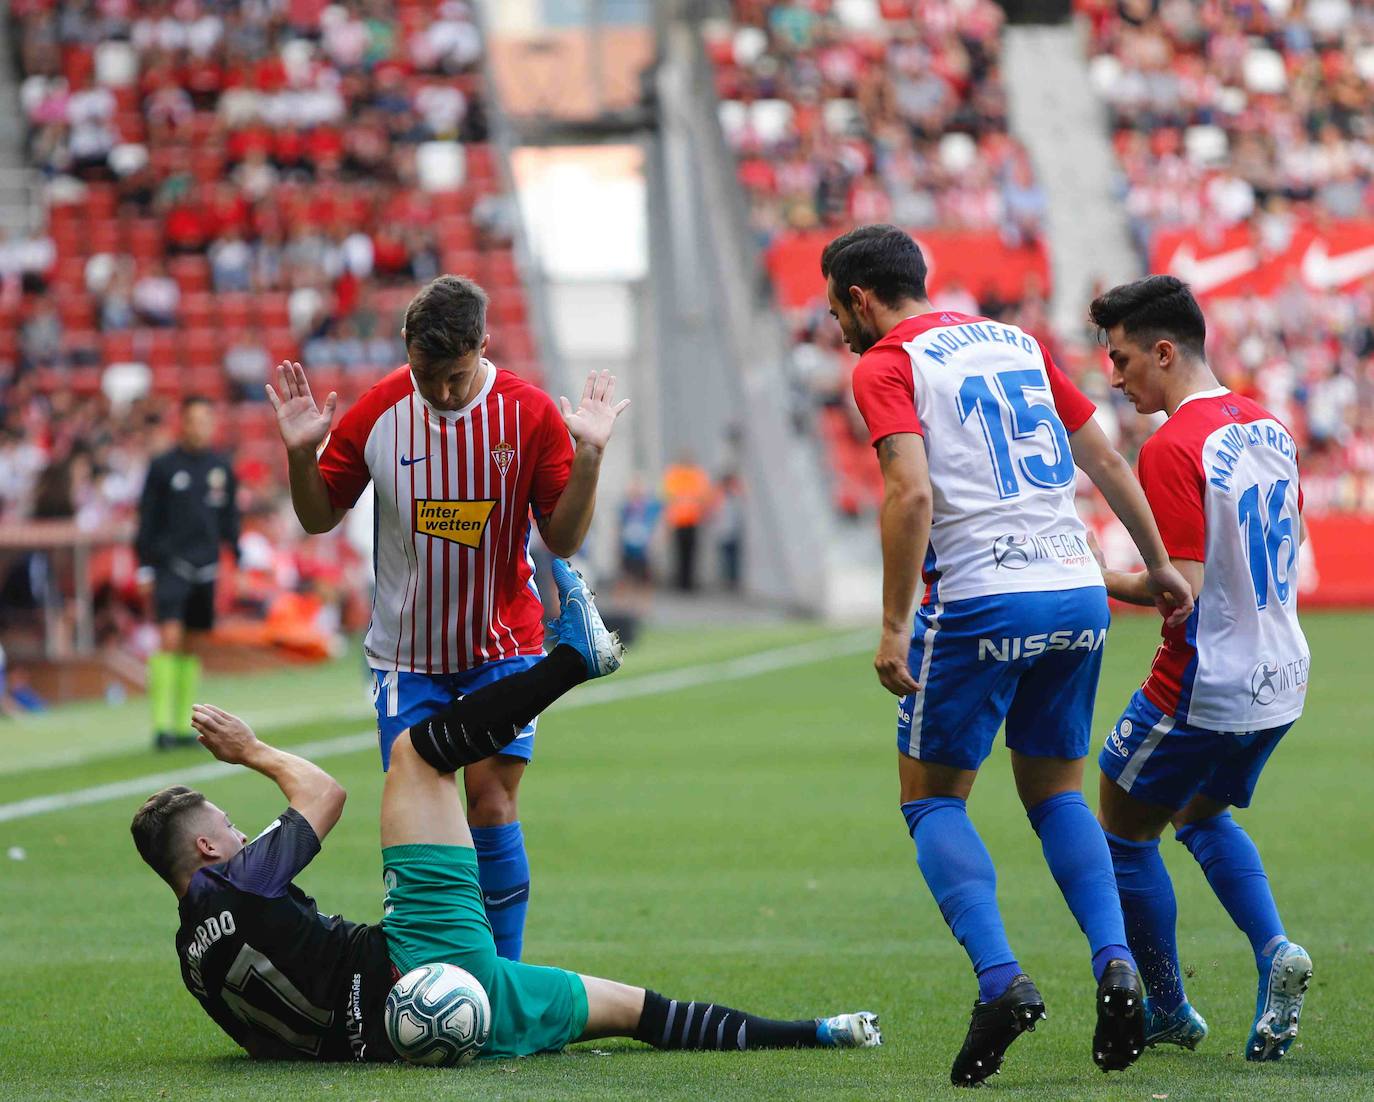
[0,631,871,825]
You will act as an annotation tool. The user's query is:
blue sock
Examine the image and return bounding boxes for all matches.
[1106,832,1185,1012]
[1176,812,1284,966]
[902,797,1021,1002]
[1026,792,1135,980]
[470,822,530,961]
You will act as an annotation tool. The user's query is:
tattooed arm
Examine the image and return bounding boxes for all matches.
[873,432,933,696]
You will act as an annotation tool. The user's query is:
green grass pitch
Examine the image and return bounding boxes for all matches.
[1,614,1370,1100]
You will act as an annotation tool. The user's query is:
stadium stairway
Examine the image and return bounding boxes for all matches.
[0,20,38,235]
[1003,24,1138,332]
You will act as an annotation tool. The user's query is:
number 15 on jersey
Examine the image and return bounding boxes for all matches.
[957,368,1075,500]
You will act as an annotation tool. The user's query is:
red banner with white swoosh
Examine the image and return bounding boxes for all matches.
[1151,220,1374,299]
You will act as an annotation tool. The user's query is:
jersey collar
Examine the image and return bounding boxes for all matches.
[1174,385,1230,412]
[410,359,496,420]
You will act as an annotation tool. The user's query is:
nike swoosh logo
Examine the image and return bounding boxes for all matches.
[484,888,528,908]
[399,454,431,467]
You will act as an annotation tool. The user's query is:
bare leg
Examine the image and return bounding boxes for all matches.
[381,730,472,850]
[1097,770,1176,841]
[897,754,977,802]
[576,977,647,1040]
[1009,751,1086,810]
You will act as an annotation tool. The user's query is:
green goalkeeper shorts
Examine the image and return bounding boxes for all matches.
[380,843,588,1059]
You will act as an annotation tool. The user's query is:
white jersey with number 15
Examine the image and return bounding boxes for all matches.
[851,312,1104,604]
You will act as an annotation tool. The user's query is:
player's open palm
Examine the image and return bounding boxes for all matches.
[191,703,261,766]
[266,360,337,454]
[560,369,630,452]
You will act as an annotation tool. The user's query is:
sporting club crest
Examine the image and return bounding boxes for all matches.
[491,441,514,477]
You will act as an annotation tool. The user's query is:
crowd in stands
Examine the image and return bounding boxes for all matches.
[0,0,538,669]
[1077,0,1374,510]
[708,0,1046,250]
[1079,0,1374,251]
[710,0,1374,519]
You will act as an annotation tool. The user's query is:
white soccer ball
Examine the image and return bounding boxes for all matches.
[384,962,491,1066]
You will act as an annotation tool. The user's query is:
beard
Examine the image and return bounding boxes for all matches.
[849,318,882,354]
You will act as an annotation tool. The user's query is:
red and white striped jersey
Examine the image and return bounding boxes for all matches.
[318,361,573,674]
[1138,388,1309,730]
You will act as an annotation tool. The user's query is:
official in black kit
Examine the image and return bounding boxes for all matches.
[135,396,240,749]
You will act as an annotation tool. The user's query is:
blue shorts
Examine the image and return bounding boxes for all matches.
[370,655,542,770]
[897,586,1109,771]
[1099,689,1291,811]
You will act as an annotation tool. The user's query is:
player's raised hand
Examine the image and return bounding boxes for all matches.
[191,703,262,766]
[266,360,337,454]
[875,626,921,697]
[1146,561,1195,628]
[559,369,630,453]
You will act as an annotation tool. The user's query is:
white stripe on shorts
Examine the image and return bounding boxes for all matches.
[1117,714,1175,791]
[906,603,943,757]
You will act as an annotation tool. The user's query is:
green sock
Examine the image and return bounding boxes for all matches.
[171,653,201,736]
[148,652,177,736]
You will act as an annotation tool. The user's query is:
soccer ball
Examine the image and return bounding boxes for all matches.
[384,962,491,1066]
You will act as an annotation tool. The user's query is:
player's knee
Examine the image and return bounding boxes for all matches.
[466,778,518,826]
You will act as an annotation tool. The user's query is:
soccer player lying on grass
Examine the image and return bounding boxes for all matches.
[1087,277,1312,1062]
[130,563,881,1063]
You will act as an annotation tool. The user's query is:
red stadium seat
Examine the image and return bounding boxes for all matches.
[217,293,253,331]
[185,366,228,400]
[88,221,121,256]
[255,293,291,330]
[181,292,214,329]
[151,364,183,397]
[168,256,211,294]
[183,327,220,370]
[482,251,520,290]
[490,294,527,327]
[102,331,136,363]
[85,185,117,220]
[442,249,480,278]
[55,294,95,329]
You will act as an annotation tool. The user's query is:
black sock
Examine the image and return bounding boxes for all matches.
[408,646,587,773]
[456,644,587,730]
[633,990,819,1051]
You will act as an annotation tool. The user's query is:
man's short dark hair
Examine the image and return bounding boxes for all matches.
[1088,275,1207,358]
[820,224,928,307]
[131,785,208,888]
[182,395,212,412]
[404,275,489,367]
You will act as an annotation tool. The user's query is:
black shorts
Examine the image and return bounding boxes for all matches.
[154,572,216,631]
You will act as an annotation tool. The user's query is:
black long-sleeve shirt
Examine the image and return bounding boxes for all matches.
[135,446,240,572]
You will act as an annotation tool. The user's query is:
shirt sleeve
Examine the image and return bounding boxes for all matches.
[851,345,922,447]
[1138,438,1207,561]
[135,456,166,567]
[1039,341,1096,433]
[530,399,574,521]
[316,405,373,511]
[210,807,321,899]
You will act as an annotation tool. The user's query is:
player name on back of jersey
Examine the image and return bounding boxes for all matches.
[183,907,236,998]
[1205,419,1297,492]
[918,319,1040,365]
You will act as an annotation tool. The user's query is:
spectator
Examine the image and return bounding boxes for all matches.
[617,474,661,588]
[132,262,180,327]
[662,452,712,593]
[713,471,745,592]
